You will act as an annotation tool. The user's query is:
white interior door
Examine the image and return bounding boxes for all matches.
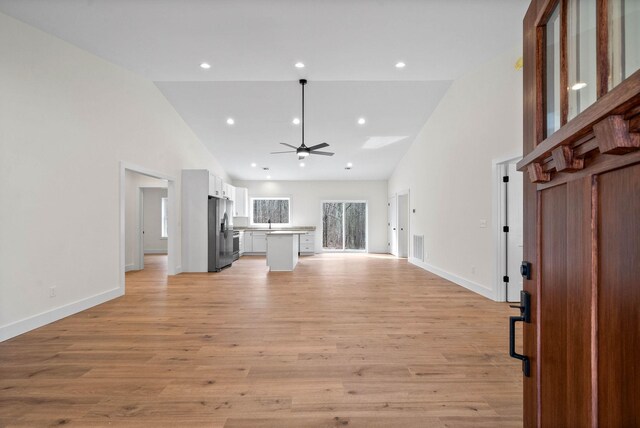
[506,162,524,301]
[388,196,397,256]
[397,194,409,258]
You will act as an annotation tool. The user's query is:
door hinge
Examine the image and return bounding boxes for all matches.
[503,275,509,283]
[503,226,509,232]
[503,176,509,183]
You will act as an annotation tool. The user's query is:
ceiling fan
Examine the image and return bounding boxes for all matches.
[271,79,335,160]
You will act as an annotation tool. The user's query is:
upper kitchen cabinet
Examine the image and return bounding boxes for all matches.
[222,182,234,201]
[234,187,249,217]
[208,172,223,198]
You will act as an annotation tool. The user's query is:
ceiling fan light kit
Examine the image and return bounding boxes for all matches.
[270,79,335,161]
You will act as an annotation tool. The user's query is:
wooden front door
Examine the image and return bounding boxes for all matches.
[519,1,640,426]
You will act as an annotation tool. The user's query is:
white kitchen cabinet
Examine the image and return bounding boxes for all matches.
[228,184,236,202]
[243,231,253,253]
[233,187,249,217]
[183,169,213,272]
[208,173,223,198]
[238,231,245,255]
[222,182,232,199]
[299,232,315,255]
[252,232,267,253]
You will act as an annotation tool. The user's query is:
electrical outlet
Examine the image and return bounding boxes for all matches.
[479,219,487,228]
[49,286,56,297]
[471,266,476,275]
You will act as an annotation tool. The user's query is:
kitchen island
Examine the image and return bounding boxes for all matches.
[265,231,307,271]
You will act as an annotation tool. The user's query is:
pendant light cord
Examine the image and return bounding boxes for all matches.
[301,82,305,147]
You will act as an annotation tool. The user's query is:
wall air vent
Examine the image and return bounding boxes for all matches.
[412,235,424,261]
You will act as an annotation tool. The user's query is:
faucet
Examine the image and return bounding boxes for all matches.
[268,219,272,229]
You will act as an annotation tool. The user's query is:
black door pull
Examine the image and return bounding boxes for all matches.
[509,290,531,377]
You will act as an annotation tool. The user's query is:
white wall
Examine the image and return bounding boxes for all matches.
[0,12,229,340]
[388,45,523,300]
[234,180,388,253]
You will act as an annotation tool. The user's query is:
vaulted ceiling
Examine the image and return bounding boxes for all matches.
[0,0,529,180]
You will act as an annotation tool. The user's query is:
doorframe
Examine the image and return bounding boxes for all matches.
[119,161,177,293]
[319,200,369,253]
[396,189,410,258]
[492,154,522,302]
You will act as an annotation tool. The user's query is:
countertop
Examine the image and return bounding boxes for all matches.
[265,230,308,235]
[234,226,315,232]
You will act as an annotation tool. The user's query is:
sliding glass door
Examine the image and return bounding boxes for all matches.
[322,201,367,251]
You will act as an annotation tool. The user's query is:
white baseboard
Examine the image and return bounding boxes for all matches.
[125,263,137,272]
[143,249,168,254]
[409,258,496,300]
[0,287,124,342]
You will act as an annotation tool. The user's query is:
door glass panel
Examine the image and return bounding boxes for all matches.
[609,0,640,88]
[322,202,343,250]
[344,203,367,250]
[568,0,597,120]
[546,5,562,137]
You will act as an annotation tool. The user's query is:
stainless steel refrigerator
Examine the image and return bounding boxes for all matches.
[208,196,234,271]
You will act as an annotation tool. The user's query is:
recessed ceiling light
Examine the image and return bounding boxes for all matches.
[571,82,587,90]
[292,117,301,125]
[295,62,305,68]
[251,162,257,167]
[226,118,235,125]
[300,162,305,167]
[347,162,353,167]
[266,175,271,179]
[200,62,211,69]
[357,117,366,125]
[395,61,406,69]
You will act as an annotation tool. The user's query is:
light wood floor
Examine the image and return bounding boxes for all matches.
[0,254,522,427]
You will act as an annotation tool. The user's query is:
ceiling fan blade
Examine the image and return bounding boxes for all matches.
[310,151,334,156]
[270,150,296,154]
[307,142,329,151]
[280,143,298,149]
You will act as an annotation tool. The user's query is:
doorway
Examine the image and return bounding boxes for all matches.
[120,162,177,292]
[388,196,397,256]
[494,156,523,302]
[321,201,368,252]
[137,187,169,271]
[397,192,409,258]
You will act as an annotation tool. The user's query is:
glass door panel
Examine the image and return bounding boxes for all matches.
[609,0,640,88]
[344,203,367,250]
[546,5,562,137]
[322,202,343,250]
[568,0,597,120]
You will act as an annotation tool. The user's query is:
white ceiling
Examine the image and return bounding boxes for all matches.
[156,80,451,180]
[0,0,528,180]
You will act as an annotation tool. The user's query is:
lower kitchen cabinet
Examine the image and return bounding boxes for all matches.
[252,232,267,253]
[299,232,315,255]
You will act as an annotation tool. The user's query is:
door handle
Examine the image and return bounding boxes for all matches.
[509,290,531,377]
